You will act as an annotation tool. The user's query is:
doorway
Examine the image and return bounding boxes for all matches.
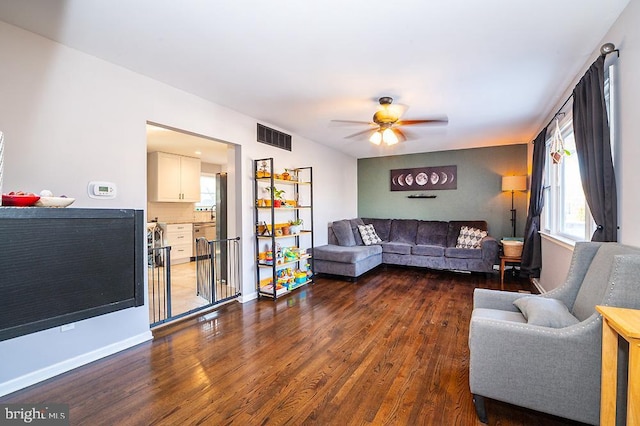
[146,122,239,326]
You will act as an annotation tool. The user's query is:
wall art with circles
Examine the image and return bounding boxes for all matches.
[390,165,457,191]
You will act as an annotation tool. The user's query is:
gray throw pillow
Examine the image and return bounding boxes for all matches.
[332,220,356,247]
[350,218,365,246]
[513,296,580,328]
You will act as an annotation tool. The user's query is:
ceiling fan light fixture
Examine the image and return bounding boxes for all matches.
[369,130,382,145]
[334,95,448,145]
[382,128,399,145]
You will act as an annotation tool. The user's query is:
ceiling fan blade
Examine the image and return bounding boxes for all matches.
[330,119,375,126]
[344,128,377,139]
[396,117,449,126]
[394,128,408,142]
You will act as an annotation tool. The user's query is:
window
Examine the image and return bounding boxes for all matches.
[195,174,216,211]
[541,63,614,242]
[542,118,594,240]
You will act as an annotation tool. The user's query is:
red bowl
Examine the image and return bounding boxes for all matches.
[2,194,41,207]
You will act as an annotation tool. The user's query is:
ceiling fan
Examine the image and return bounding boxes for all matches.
[331,97,448,146]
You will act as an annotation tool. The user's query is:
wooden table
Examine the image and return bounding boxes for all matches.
[596,305,640,426]
[499,255,521,291]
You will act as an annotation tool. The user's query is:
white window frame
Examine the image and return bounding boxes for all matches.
[195,173,216,211]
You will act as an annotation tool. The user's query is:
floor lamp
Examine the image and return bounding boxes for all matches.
[502,176,527,237]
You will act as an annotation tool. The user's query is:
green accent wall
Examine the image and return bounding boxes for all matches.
[358,144,529,239]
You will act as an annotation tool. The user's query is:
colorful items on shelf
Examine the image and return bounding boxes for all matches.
[294,271,307,284]
[283,247,297,262]
[281,169,298,181]
[256,166,299,182]
[277,268,310,289]
[260,266,311,289]
[258,245,308,266]
[256,160,271,178]
[260,283,286,296]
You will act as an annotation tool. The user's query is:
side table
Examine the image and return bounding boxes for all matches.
[499,255,521,291]
[596,305,640,425]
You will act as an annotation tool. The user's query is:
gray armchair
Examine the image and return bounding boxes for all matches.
[468,242,640,425]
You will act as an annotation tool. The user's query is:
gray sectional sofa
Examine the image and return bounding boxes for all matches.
[313,218,499,279]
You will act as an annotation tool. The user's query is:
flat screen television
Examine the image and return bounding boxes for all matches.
[0,208,144,341]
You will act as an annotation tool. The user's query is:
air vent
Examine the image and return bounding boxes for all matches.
[257,124,292,151]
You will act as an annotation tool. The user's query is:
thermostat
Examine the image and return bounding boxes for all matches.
[88,181,117,199]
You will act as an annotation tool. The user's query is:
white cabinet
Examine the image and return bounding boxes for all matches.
[163,223,193,264]
[148,152,201,202]
[179,156,201,201]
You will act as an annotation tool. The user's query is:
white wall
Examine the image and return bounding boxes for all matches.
[606,0,640,246]
[0,21,357,395]
[537,0,640,290]
[539,236,574,292]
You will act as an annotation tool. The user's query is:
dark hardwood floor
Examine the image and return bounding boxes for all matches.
[1,267,585,425]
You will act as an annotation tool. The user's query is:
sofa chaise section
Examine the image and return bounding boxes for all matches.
[312,218,382,278]
[313,243,382,279]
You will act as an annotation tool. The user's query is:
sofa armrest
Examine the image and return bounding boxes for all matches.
[473,288,524,311]
[480,236,499,264]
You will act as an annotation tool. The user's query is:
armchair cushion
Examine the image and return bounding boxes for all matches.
[513,296,579,328]
[472,308,526,324]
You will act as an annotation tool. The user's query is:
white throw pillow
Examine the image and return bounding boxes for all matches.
[455,226,487,249]
[358,224,382,246]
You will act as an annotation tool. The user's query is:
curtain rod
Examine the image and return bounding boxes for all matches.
[543,94,573,132]
[533,43,620,143]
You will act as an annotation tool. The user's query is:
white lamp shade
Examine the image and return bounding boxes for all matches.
[369,131,382,145]
[502,175,527,191]
[382,128,399,145]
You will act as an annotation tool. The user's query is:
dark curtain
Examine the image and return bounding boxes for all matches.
[572,56,617,242]
[521,129,548,277]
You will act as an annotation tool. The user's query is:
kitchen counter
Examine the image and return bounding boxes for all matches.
[160,220,195,224]
[154,220,214,225]
[193,222,216,254]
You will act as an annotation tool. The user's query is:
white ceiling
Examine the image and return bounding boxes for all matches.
[146,124,230,165]
[0,0,630,159]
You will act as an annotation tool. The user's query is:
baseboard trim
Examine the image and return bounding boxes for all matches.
[531,278,546,294]
[0,331,153,397]
[239,292,258,303]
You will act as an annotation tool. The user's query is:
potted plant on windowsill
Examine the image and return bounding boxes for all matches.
[267,186,286,207]
[288,218,303,235]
